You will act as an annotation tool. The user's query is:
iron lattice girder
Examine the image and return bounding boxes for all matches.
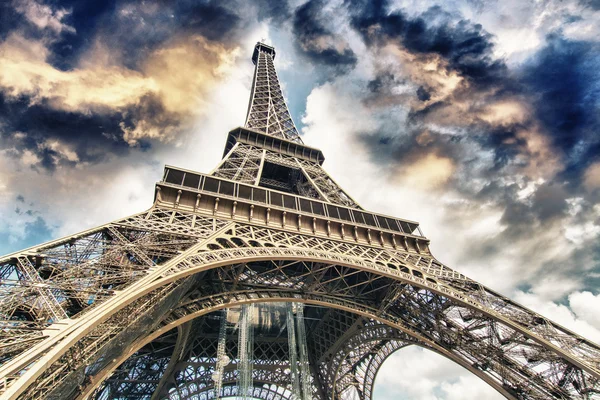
[1,41,600,400]
[91,302,410,400]
[0,212,599,399]
[163,163,423,242]
[222,127,325,165]
[246,45,301,143]
[0,209,224,387]
[175,383,294,400]
[93,310,316,400]
[211,141,360,208]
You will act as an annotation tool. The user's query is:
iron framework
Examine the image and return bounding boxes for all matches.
[0,42,598,400]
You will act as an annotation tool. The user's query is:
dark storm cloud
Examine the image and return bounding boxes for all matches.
[345,0,537,181]
[362,30,600,187]
[0,0,241,173]
[532,183,569,221]
[366,73,408,94]
[253,0,292,24]
[416,86,431,102]
[0,92,173,172]
[521,35,600,178]
[0,2,26,39]
[292,0,357,72]
[474,124,529,171]
[44,0,244,71]
[349,2,508,85]
[178,2,241,41]
[44,0,119,70]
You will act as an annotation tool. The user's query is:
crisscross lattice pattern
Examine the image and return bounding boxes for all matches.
[245,45,302,143]
[0,42,599,400]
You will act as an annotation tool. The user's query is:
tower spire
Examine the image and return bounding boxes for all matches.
[245,42,302,143]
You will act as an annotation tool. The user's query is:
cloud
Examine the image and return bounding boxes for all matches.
[0,34,155,112]
[252,0,293,24]
[583,162,600,191]
[142,35,239,115]
[521,35,600,174]
[569,291,600,329]
[341,3,566,191]
[292,0,357,72]
[0,31,239,169]
[349,3,508,85]
[514,290,600,343]
[374,346,503,400]
[13,0,75,35]
[178,2,241,41]
[394,152,456,190]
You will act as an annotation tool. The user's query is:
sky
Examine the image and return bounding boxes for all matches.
[0,0,599,398]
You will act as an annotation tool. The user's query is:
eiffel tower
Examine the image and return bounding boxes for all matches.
[0,42,599,400]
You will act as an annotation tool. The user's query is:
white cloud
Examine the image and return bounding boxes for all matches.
[13,0,75,35]
[374,346,503,400]
[567,291,600,331]
[514,291,600,343]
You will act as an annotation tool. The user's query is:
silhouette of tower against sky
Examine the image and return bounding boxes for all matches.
[0,42,599,400]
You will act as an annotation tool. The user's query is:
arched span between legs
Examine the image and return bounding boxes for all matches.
[77,301,512,400]
[3,227,599,400]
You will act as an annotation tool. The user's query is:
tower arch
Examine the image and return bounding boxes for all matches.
[0,42,598,400]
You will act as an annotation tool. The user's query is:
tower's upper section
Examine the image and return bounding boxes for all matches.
[252,42,275,64]
[245,43,303,143]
